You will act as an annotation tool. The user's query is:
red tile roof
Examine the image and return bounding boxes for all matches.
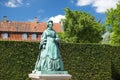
[0,21,62,33]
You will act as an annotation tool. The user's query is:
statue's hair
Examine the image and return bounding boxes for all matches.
[47,20,53,27]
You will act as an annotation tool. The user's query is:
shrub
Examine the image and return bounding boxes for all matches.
[0,41,120,80]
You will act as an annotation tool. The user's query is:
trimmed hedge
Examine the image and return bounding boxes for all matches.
[111,46,120,80]
[0,41,39,80]
[0,41,120,80]
[61,43,111,80]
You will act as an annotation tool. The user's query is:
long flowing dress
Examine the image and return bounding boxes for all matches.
[34,28,64,71]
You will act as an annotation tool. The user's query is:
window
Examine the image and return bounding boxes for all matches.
[2,33,8,39]
[22,33,27,40]
[32,34,37,40]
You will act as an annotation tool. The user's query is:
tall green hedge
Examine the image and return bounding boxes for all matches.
[111,46,120,80]
[0,41,120,80]
[0,41,39,80]
[61,43,111,80]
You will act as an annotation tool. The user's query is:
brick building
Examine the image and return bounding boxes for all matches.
[0,16,63,42]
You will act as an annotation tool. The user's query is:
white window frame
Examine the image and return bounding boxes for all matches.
[32,34,37,40]
[22,33,27,40]
[2,33,8,39]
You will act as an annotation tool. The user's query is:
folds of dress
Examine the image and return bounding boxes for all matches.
[34,28,64,71]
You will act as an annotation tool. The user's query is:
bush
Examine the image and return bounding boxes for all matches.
[0,41,120,80]
[60,43,111,80]
[0,41,39,80]
[111,46,120,80]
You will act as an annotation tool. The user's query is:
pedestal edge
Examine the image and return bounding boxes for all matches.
[29,73,72,79]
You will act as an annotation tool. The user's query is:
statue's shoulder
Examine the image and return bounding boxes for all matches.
[44,29,48,32]
[42,29,48,34]
[52,29,57,33]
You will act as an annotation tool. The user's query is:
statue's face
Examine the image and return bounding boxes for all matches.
[48,22,53,28]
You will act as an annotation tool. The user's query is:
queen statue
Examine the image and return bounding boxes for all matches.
[33,20,65,73]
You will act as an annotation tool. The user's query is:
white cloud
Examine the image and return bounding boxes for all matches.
[77,0,94,6]
[93,0,118,13]
[48,15,65,23]
[17,0,22,4]
[5,0,23,8]
[76,0,119,13]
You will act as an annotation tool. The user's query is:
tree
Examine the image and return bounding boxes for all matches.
[105,3,120,45]
[60,8,103,43]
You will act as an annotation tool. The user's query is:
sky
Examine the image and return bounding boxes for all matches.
[0,0,119,23]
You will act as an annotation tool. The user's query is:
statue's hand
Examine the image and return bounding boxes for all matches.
[55,38,60,42]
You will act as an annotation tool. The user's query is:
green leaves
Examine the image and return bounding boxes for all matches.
[61,8,103,43]
[105,3,120,45]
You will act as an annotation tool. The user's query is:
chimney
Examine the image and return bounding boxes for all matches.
[3,16,7,22]
[34,17,37,23]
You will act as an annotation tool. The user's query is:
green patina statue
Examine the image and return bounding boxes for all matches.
[33,20,67,74]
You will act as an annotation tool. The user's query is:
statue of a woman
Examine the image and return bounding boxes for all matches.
[33,20,64,72]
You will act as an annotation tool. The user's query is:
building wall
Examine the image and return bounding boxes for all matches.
[0,32,41,42]
[10,32,22,41]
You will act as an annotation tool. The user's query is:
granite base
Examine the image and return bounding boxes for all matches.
[29,73,72,80]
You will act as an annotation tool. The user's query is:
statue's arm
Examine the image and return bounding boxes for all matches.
[39,31,47,49]
[55,33,60,43]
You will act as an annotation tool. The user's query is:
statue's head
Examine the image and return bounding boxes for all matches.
[47,20,53,29]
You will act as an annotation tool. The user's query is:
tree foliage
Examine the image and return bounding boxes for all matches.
[105,3,120,45]
[60,8,103,43]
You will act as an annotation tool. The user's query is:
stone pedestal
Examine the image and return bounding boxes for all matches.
[29,73,72,80]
